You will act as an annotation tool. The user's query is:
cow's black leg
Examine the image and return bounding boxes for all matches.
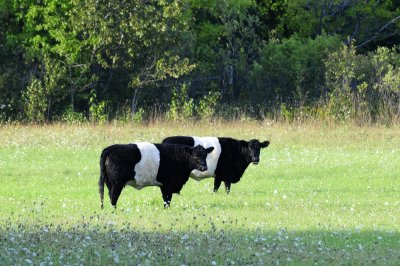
[110,185,123,208]
[213,178,222,193]
[107,182,112,205]
[224,181,231,194]
[163,195,172,208]
[160,187,172,208]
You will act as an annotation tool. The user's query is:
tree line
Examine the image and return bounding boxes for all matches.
[1,0,399,123]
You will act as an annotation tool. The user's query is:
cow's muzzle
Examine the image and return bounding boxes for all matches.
[198,165,208,171]
[252,158,259,165]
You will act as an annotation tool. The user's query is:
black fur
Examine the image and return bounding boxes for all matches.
[162,136,270,194]
[99,143,213,208]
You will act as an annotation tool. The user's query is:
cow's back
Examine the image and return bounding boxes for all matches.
[162,136,194,146]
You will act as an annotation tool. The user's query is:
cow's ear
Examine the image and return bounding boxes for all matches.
[205,147,214,154]
[260,141,270,148]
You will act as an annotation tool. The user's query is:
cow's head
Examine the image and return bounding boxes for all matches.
[241,139,270,165]
[190,145,214,171]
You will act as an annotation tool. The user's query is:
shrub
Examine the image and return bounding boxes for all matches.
[22,78,47,123]
[133,108,145,124]
[324,43,358,121]
[89,89,108,124]
[166,83,194,121]
[196,91,220,121]
[324,44,400,123]
[61,107,86,125]
[249,34,341,106]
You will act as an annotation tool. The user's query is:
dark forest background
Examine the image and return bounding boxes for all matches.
[1,0,399,124]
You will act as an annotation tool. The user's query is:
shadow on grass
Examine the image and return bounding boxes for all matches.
[1,222,399,265]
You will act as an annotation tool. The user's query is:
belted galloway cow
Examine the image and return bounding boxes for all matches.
[162,136,269,194]
[99,142,214,208]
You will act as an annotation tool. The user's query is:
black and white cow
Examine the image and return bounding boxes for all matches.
[162,137,269,194]
[99,142,214,208]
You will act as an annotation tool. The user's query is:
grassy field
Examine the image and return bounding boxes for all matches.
[0,121,399,265]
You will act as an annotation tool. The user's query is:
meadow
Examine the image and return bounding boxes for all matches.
[0,121,399,265]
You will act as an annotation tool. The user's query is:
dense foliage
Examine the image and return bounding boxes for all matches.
[0,0,399,123]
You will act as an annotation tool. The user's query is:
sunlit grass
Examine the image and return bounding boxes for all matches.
[1,121,400,264]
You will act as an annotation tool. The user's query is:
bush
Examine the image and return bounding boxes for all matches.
[22,78,48,123]
[248,34,341,106]
[89,89,108,124]
[166,84,194,121]
[196,91,220,121]
[324,43,358,121]
[132,108,145,124]
[61,107,86,125]
[324,44,400,123]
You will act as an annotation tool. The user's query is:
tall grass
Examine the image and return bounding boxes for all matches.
[1,122,399,264]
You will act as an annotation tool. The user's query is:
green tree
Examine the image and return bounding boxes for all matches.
[255,0,400,50]
[250,34,341,106]
[252,0,287,39]
[188,0,261,102]
[72,0,194,116]
[1,0,94,120]
[0,0,30,120]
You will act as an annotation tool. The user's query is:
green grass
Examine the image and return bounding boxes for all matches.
[1,122,400,265]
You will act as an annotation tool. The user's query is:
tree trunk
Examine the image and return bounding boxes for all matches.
[71,87,75,112]
[46,97,51,122]
[131,88,141,117]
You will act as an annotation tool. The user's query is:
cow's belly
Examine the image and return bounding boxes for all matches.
[190,170,215,181]
[126,179,163,190]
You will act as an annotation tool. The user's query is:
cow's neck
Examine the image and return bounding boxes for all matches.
[239,147,251,172]
[174,146,195,173]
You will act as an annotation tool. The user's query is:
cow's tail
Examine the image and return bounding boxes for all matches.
[99,148,109,209]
